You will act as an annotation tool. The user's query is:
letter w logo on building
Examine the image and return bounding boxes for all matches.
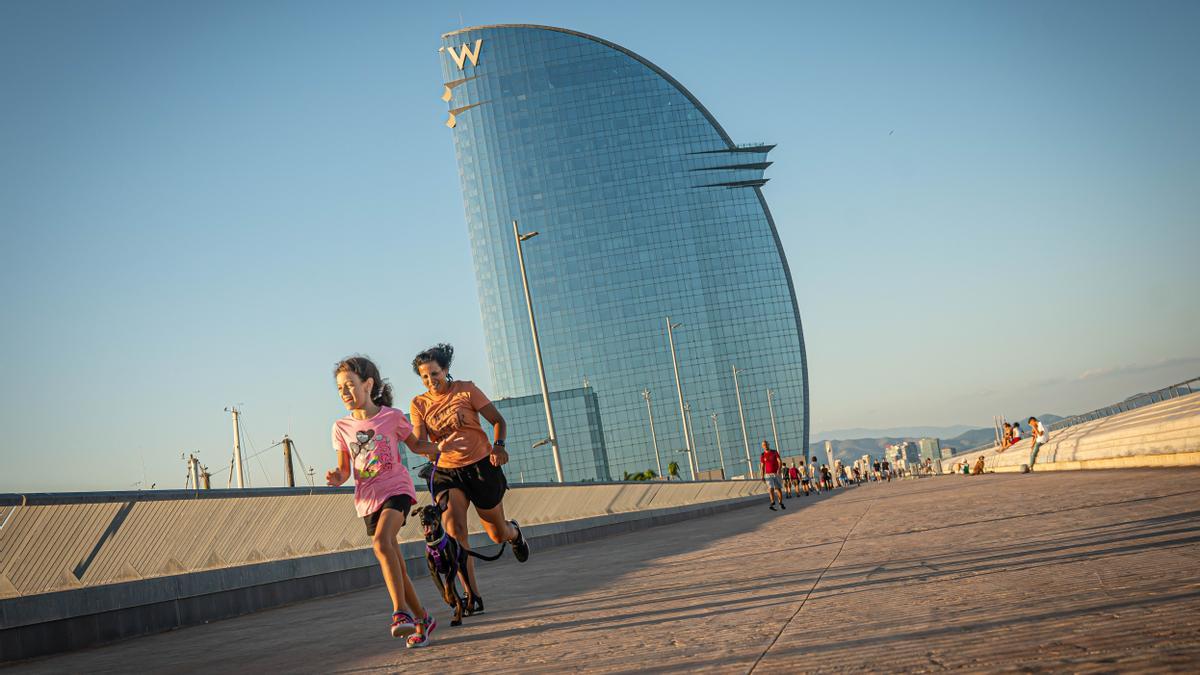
[445,39,483,70]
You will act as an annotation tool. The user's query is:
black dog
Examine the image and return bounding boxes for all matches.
[412,503,506,626]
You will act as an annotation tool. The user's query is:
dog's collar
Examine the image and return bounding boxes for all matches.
[426,532,450,552]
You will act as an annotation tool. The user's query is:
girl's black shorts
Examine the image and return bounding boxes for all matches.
[364,494,414,537]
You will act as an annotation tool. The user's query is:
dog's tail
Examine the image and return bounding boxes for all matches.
[465,542,507,561]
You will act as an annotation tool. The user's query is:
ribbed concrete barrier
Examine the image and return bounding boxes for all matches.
[951,391,1200,474]
[0,480,764,662]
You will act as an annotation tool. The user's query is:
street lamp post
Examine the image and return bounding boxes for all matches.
[767,388,781,453]
[683,402,700,478]
[732,365,754,478]
[710,412,728,479]
[666,317,697,480]
[642,389,663,479]
[512,220,564,483]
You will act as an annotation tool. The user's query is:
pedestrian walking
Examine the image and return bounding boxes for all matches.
[788,462,803,497]
[760,441,786,510]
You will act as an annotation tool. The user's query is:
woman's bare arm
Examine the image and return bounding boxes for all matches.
[478,403,508,467]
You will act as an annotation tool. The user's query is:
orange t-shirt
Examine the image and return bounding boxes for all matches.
[410,380,494,469]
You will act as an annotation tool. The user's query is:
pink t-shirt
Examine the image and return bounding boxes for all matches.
[331,406,417,517]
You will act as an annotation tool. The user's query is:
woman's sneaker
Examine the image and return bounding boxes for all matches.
[391,610,416,638]
[510,520,530,563]
[406,614,437,649]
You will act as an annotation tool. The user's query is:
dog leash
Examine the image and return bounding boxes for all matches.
[423,451,440,502]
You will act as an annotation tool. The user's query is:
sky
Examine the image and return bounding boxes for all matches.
[1,0,1197,492]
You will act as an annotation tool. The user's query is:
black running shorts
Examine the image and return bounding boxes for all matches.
[432,456,508,510]
[363,494,414,537]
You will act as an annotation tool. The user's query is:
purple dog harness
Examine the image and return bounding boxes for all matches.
[426,532,454,574]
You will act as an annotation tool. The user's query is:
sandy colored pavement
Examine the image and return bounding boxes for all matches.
[9,469,1200,673]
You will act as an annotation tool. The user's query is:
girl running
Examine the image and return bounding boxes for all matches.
[410,344,530,613]
[326,355,440,648]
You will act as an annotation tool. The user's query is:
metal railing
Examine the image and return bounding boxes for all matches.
[959,376,1199,456]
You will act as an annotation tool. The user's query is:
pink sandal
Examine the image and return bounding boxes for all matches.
[390,610,417,638]
[406,613,438,648]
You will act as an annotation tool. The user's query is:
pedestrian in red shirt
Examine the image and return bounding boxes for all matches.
[788,462,802,497]
[759,440,786,511]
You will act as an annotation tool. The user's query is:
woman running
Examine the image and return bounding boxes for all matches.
[410,344,529,613]
[326,355,440,647]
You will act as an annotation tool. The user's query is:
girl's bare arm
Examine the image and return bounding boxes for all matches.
[326,450,351,486]
[403,432,440,459]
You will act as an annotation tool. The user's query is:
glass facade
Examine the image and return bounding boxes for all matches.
[439,25,809,481]
[493,385,611,483]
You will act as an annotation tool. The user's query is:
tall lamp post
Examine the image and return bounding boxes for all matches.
[710,412,728,479]
[513,220,564,483]
[767,388,782,453]
[683,402,700,478]
[666,317,696,480]
[732,365,754,478]
[642,389,663,478]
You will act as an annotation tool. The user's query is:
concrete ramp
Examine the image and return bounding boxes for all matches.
[956,391,1200,473]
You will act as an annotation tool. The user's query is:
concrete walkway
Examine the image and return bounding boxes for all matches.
[10,469,1200,673]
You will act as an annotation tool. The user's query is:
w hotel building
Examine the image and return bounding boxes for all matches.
[439,25,809,482]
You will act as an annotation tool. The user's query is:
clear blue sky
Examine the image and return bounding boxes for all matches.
[2,0,1197,491]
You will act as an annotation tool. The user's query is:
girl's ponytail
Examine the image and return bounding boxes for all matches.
[372,380,393,407]
[333,355,392,408]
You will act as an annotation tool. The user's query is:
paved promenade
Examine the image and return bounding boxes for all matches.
[11,469,1200,673]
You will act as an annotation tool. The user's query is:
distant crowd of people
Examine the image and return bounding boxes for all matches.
[756,415,1056,510]
[757,441,916,511]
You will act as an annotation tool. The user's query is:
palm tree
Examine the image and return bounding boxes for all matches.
[667,461,680,481]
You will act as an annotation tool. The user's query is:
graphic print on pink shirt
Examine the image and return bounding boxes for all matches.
[332,407,417,517]
[348,428,392,480]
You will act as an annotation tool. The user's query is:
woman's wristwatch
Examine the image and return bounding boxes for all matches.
[493,439,505,449]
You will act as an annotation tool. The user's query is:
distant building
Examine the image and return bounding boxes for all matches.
[885,441,921,471]
[918,438,941,462]
[918,437,943,473]
[493,385,611,483]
